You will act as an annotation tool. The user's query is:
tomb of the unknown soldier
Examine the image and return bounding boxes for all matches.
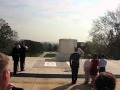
[56,39,77,61]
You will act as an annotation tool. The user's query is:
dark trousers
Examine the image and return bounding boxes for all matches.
[13,60,19,74]
[20,57,25,71]
[71,67,79,83]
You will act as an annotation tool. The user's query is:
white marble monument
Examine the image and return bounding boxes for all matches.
[56,39,77,61]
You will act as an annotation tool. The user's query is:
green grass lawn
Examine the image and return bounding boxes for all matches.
[27,52,43,57]
[44,53,56,57]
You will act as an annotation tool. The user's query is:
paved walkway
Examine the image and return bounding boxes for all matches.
[9,57,120,90]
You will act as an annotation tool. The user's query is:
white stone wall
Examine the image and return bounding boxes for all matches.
[56,39,77,61]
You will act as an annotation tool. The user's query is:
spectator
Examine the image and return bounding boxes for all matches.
[84,54,91,84]
[95,72,116,90]
[90,53,99,87]
[20,42,28,71]
[11,43,20,75]
[98,54,107,73]
[69,47,80,84]
[0,52,24,90]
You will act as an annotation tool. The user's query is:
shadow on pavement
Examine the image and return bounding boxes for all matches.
[70,83,92,90]
[11,72,84,78]
[51,83,92,90]
[52,83,72,90]
[11,72,120,78]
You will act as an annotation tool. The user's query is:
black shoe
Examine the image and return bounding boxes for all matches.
[13,72,18,75]
[84,82,88,84]
[21,69,25,71]
[89,84,93,87]
[71,81,76,84]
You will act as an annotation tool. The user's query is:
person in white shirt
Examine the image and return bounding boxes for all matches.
[98,54,107,73]
[84,54,91,84]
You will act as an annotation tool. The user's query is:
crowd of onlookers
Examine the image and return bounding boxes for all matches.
[69,47,116,90]
[0,47,116,90]
[83,53,116,90]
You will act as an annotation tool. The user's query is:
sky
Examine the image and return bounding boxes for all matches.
[0,0,120,43]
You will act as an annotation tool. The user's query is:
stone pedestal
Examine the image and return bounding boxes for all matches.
[56,39,77,61]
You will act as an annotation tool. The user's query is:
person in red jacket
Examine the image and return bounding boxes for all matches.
[90,53,99,87]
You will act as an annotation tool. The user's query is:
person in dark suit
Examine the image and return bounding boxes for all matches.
[69,47,80,84]
[11,43,20,75]
[20,42,28,71]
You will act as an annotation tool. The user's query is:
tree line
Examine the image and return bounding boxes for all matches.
[0,18,58,56]
[87,5,120,60]
[1,3,120,59]
[22,40,58,56]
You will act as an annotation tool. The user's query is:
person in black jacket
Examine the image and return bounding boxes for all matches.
[11,43,20,75]
[69,47,80,84]
[20,42,28,71]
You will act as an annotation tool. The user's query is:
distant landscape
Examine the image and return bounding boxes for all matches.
[1,5,120,59]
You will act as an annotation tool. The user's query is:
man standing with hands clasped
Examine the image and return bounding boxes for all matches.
[11,43,20,75]
[69,47,80,84]
[20,42,28,71]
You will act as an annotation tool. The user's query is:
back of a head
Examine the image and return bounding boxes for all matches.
[0,53,9,73]
[15,42,19,46]
[21,42,25,46]
[87,54,91,59]
[93,53,98,59]
[95,72,116,90]
[101,54,105,58]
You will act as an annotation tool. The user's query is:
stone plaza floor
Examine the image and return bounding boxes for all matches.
[9,57,120,90]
